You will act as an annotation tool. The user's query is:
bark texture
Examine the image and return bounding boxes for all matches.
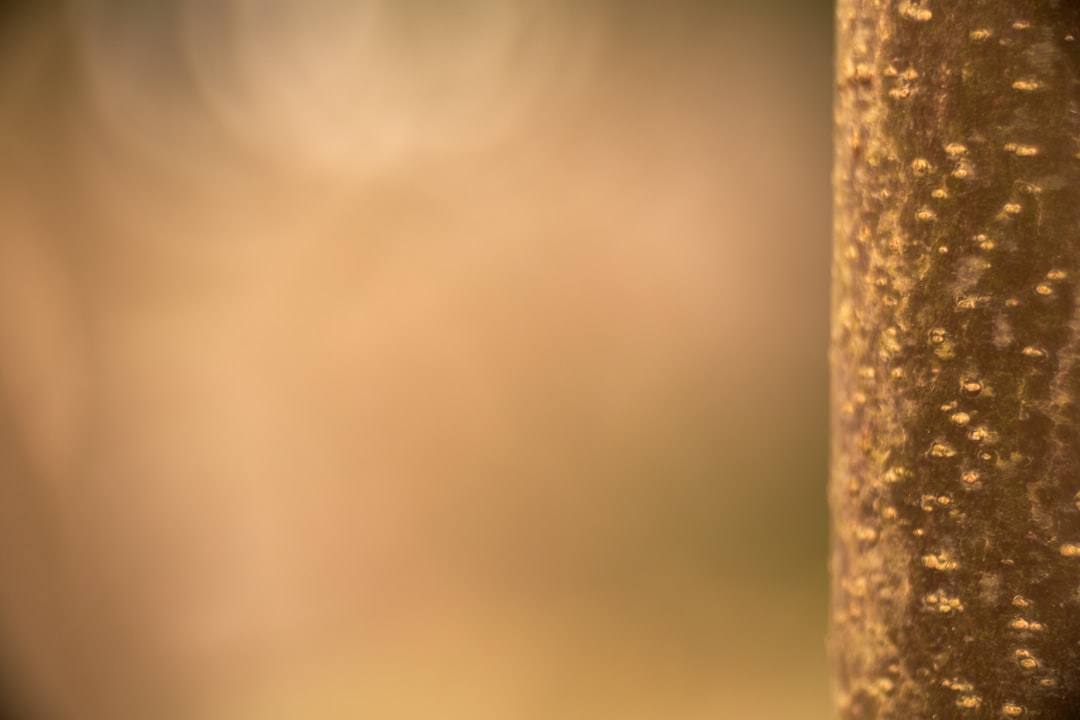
[832,2,1080,718]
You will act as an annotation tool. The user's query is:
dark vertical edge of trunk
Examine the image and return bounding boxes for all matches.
[831,1,1080,718]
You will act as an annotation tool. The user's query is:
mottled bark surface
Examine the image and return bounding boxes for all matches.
[832,1,1080,718]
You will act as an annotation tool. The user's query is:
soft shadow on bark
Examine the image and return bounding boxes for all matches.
[832,2,1080,718]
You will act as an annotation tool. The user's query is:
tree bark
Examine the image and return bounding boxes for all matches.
[831,2,1080,718]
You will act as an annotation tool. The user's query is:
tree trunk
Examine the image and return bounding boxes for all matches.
[831,2,1080,718]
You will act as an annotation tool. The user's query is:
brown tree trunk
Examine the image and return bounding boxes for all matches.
[831,2,1080,718]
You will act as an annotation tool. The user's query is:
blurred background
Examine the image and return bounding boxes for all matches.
[0,0,832,718]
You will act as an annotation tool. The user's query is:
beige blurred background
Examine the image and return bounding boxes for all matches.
[0,1,832,718]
